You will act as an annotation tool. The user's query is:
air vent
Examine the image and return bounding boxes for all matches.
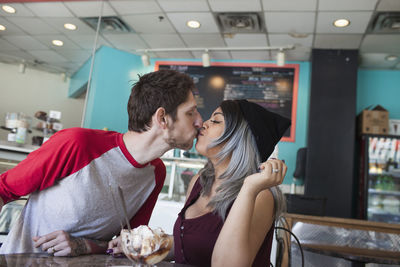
[217,13,263,33]
[368,12,400,33]
[81,16,134,33]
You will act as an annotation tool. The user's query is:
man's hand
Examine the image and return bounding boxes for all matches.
[107,235,124,256]
[33,230,90,256]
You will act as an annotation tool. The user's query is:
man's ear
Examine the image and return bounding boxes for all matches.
[154,107,168,129]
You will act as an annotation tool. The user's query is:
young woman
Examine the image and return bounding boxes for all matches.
[173,99,290,267]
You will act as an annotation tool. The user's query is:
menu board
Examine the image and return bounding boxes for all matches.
[155,62,298,142]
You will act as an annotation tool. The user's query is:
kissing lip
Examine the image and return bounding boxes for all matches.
[197,128,205,137]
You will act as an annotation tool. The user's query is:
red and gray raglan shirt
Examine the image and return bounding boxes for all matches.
[0,127,166,254]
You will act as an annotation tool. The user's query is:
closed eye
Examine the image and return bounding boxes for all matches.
[210,120,221,124]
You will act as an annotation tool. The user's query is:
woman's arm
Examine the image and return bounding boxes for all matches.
[211,159,287,267]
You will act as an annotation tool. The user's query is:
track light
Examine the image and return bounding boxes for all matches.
[19,61,26,74]
[136,45,295,66]
[202,50,210,67]
[276,50,285,66]
[141,53,150,67]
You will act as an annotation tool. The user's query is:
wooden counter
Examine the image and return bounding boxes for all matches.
[0,253,192,266]
[280,213,400,266]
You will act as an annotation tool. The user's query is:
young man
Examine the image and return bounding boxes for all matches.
[0,69,203,256]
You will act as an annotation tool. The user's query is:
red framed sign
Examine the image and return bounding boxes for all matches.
[155,61,299,142]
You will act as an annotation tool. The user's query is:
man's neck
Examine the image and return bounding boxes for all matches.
[122,130,170,165]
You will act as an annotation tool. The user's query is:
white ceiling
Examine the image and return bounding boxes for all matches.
[0,0,399,75]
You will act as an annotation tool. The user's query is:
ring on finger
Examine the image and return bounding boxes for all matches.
[272,168,280,173]
[50,246,56,254]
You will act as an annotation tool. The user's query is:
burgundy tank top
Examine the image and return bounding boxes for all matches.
[173,178,274,267]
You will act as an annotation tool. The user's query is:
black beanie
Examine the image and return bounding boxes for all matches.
[237,100,291,162]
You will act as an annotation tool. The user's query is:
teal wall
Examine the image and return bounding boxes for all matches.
[79,46,153,131]
[69,56,92,98]
[70,47,400,185]
[357,69,400,119]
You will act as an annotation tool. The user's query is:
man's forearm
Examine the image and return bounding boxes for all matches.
[69,237,108,256]
[84,238,108,254]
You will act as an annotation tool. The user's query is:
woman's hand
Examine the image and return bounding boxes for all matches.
[32,230,90,256]
[243,159,287,195]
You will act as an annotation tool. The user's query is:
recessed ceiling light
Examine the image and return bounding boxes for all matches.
[64,23,77,31]
[333,19,350,28]
[2,5,16,14]
[385,55,398,61]
[0,24,6,31]
[186,20,201,29]
[52,40,64,47]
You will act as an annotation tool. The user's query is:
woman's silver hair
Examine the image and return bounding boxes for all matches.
[199,100,286,221]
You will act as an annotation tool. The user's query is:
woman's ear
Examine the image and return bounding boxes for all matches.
[154,107,168,129]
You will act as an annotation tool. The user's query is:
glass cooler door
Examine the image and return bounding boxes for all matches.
[367,136,400,224]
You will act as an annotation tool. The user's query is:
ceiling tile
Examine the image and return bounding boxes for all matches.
[155,51,194,58]
[268,34,313,48]
[208,0,262,12]
[316,12,373,34]
[157,0,210,12]
[56,49,92,62]
[122,14,176,34]
[140,33,186,48]
[230,51,271,60]
[0,49,36,63]
[52,61,82,72]
[359,53,399,69]
[63,1,116,17]
[24,2,74,17]
[68,34,112,50]
[6,17,59,35]
[41,17,95,35]
[314,34,363,49]
[167,12,219,33]
[103,33,148,50]
[224,33,268,46]
[361,34,400,53]
[33,35,81,50]
[109,0,162,15]
[181,33,226,47]
[0,38,19,51]
[377,0,400,11]
[318,0,378,11]
[265,12,315,33]
[192,50,232,60]
[262,0,317,11]
[0,3,35,17]
[0,17,25,35]
[3,35,48,50]
[28,50,69,63]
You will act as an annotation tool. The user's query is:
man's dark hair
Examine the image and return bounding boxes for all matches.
[128,69,195,132]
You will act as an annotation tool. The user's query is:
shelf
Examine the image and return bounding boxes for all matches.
[368,171,400,178]
[161,156,207,163]
[368,208,400,217]
[368,189,400,197]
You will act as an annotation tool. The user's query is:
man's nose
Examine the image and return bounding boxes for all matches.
[194,112,203,128]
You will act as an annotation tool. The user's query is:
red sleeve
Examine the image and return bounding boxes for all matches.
[129,158,166,228]
[0,128,118,204]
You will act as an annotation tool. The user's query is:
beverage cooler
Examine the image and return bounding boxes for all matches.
[358,134,400,224]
